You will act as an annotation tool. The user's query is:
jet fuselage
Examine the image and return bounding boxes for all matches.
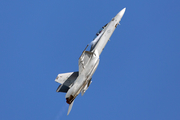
[55,8,126,115]
[65,8,126,104]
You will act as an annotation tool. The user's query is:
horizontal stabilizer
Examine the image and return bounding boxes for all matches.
[55,72,78,85]
[67,100,74,115]
[56,84,69,93]
[55,72,78,93]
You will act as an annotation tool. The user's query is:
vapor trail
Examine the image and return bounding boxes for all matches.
[54,103,68,120]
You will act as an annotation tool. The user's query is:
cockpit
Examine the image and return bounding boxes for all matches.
[87,23,108,52]
[93,23,108,40]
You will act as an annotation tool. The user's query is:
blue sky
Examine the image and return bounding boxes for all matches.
[0,0,180,120]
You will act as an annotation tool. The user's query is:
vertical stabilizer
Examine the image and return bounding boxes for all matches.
[67,100,74,115]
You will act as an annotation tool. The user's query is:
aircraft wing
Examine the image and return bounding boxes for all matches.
[78,50,93,74]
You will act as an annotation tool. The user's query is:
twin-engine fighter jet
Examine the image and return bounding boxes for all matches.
[55,8,126,115]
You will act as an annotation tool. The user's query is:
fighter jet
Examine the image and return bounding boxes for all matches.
[55,8,126,115]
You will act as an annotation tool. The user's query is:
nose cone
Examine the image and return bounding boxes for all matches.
[119,8,126,17]
[114,8,126,22]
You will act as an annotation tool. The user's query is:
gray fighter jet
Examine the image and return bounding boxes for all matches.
[55,8,126,115]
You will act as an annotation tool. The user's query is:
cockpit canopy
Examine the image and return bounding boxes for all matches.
[93,23,108,40]
[88,23,108,52]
